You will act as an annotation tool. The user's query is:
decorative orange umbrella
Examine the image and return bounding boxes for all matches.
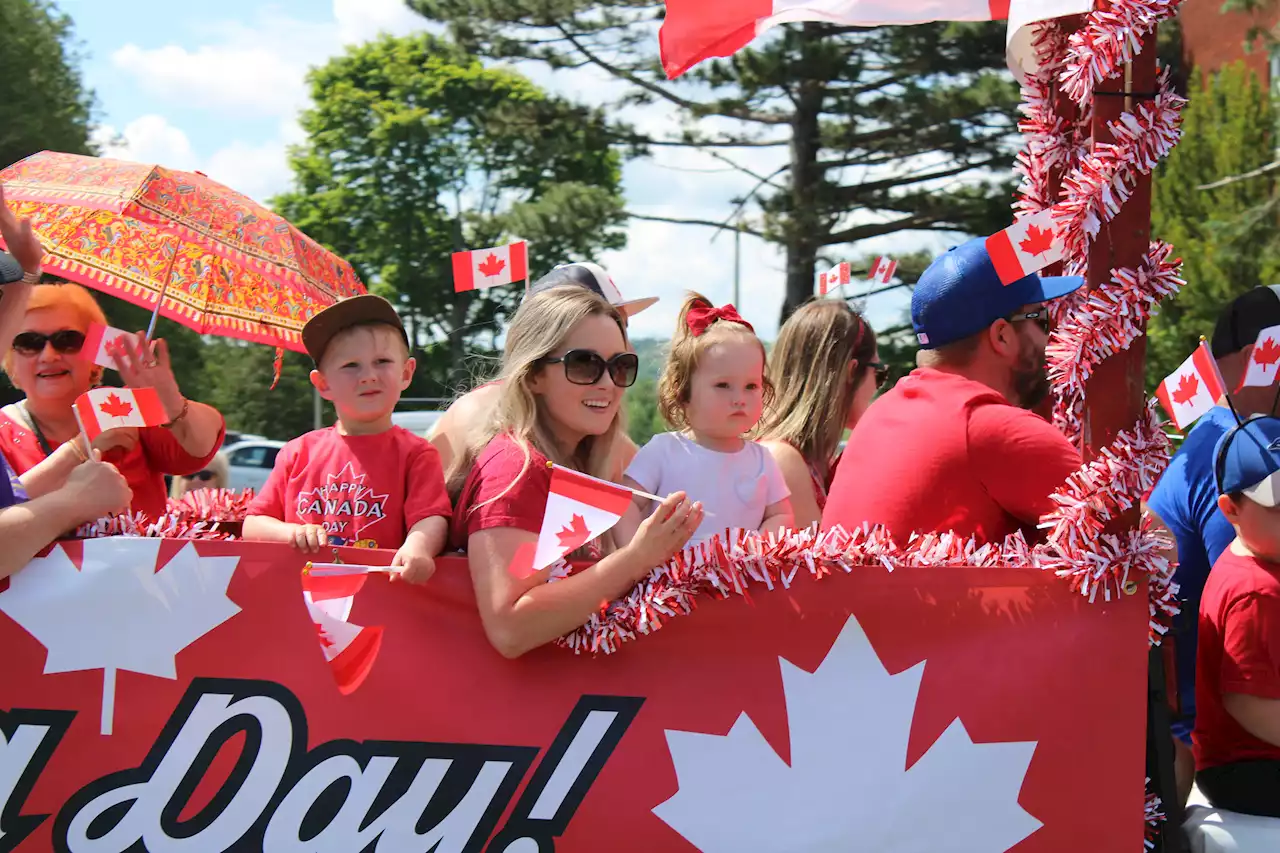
[0,151,365,352]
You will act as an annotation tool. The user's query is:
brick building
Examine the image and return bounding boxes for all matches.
[1180,0,1280,83]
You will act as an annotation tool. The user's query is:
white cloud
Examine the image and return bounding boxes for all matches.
[95,115,198,171]
[111,43,311,117]
[333,0,430,44]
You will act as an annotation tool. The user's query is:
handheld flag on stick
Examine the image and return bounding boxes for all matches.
[301,567,384,694]
[80,322,131,372]
[985,209,1065,286]
[452,241,529,292]
[73,387,167,442]
[868,256,898,285]
[534,464,638,571]
[818,262,850,296]
[1156,340,1229,431]
[1237,324,1280,391]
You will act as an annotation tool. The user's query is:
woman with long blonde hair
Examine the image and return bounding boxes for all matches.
[756,299,886,529]
[451,286,702,658]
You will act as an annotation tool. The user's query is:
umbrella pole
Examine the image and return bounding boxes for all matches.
[145,280,168,341]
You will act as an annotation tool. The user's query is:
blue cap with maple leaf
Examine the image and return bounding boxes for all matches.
[911,236,1083,350]
[1215,415,1280,506]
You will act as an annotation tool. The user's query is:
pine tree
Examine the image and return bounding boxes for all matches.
[1148,61,1279,386]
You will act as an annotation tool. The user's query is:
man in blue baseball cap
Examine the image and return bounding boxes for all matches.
[823,235,1085,543]
[1195,416,1280,818]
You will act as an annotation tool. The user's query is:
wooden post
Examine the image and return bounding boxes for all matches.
[1079,32,1184,852]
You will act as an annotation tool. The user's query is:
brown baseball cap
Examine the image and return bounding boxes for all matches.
[302,294,409,365]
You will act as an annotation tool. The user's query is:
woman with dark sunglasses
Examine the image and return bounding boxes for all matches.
[0,282,226,519]
[757,299,885,530]
[449,287,702,658]
[169,451,230,499]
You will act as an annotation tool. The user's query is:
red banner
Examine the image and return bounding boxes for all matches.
[1,538,1147,852]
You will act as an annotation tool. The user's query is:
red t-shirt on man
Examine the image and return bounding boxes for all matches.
[0,409,224,519]
[1194,547,1280,770]
[822,368,1082,543]
[248,426,450,550]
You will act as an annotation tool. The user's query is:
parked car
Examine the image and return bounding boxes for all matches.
[223,440,285,493]
[222,430,267,448]
[391,410,444,438]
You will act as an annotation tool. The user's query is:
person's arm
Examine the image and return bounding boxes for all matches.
[760,497,794,537]
[1,455,132,579]
[243,515,329,552]
[0,281,33,356]
[970,406,1084,525]
[1223,694,1280,748]
[18,440,85,499]
[113,334,224,460]
[0,183,41,352]
[431,385,499,477]
[468,491,703,658]
[761,440,820,530]
[391,516,449,584]
[613,478,652,547]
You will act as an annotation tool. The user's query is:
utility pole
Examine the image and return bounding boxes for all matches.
[733,223,741,306]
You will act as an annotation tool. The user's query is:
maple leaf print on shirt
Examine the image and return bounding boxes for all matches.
[1255,337,1280,369]
[0,538,241,735]
[556,514,592,552]
[654,615,1041,852]
[294,462,390,543]
[478,252,506,278]
[1017,223,1056,258]
[98,392,134,419]
[1171,373,1200,406]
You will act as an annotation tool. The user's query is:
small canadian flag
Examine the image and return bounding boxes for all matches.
[452,240,529,293]
[534,464,636,570]
[81,321,131,371]
[72,387,167,442]
[868,256,898,285]
[1156,341,1228,431]
[985,209,1065,286]
[301,568,385,695]
[1237,324,1280,391]
[818,262,851,296]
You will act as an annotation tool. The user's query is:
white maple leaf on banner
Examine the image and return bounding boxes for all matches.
[0,538,240,735]
[654,615,1042,852]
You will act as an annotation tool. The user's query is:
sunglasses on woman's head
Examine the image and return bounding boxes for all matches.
[12,330,86,356]
[183,471,216,482]
[536,349,639,387]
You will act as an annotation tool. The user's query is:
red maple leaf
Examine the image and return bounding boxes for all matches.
[98,392,134,419]
[1018,223,1056,258]
[556,514,591,553]
[313,622,333,649]
[1255,337,1280,368]
[1171,373,1200,406]
[477,252,506,278]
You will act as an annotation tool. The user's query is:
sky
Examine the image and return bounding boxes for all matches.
[57,0,925,341]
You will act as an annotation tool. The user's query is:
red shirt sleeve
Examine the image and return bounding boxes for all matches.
[968,404,1082,526]
[453,436,551,546]
[247,439,298,521]
[138,415,227,477]
[403,437,452,528]
[1219,592,1280,700]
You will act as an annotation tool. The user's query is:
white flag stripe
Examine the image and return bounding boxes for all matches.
[1238,324,1280,390]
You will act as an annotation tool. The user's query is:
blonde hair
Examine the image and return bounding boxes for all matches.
[756,299,877,469]
[168,452,231,499]
[3,283,108,384]
[446,286,628,512]
[657,292,771,430]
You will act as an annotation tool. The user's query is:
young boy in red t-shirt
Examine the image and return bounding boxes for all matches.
[1194,415,1280,816]
[244,295,450,583]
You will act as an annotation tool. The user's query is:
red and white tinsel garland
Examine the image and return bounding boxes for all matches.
[75,488,255,541]
[1047,243,1185,441]
[1060,0,1185,107]
[1145,777,1167,850]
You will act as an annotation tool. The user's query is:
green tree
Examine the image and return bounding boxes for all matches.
[624,378,664,446]
[0,0,96,169]
[1148,61,1279,387]
[408,2,1020,323]
[200,340,330,441]
[272,33,629,395]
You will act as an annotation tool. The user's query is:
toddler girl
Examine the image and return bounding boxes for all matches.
[616,293,793,546]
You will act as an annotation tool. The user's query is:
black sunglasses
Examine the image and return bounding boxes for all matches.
[866,361,890,390]
[536,349,639,387]
[1008,310,1051,335]
[12,329,86,356]
[183,471,217,482]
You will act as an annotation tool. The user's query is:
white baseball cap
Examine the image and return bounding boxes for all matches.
[526,262,658,317]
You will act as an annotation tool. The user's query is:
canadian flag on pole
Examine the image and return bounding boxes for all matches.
[535,465,636,571]
[869,256,898,285]
[1237,324,1280,391]
[80,322,132,371]
[658,0,1092,80]
[984,209,1065,286]
[452,241,529,293]
[1156,341,1228,432]
[72,387,168,441]
[301,567,385,695]
[818,262,851,296]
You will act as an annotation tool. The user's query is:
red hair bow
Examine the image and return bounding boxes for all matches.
[685,302,754,336]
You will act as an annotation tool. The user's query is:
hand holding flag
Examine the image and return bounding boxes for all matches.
[73,387,168,442]
[81,322,132,371]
